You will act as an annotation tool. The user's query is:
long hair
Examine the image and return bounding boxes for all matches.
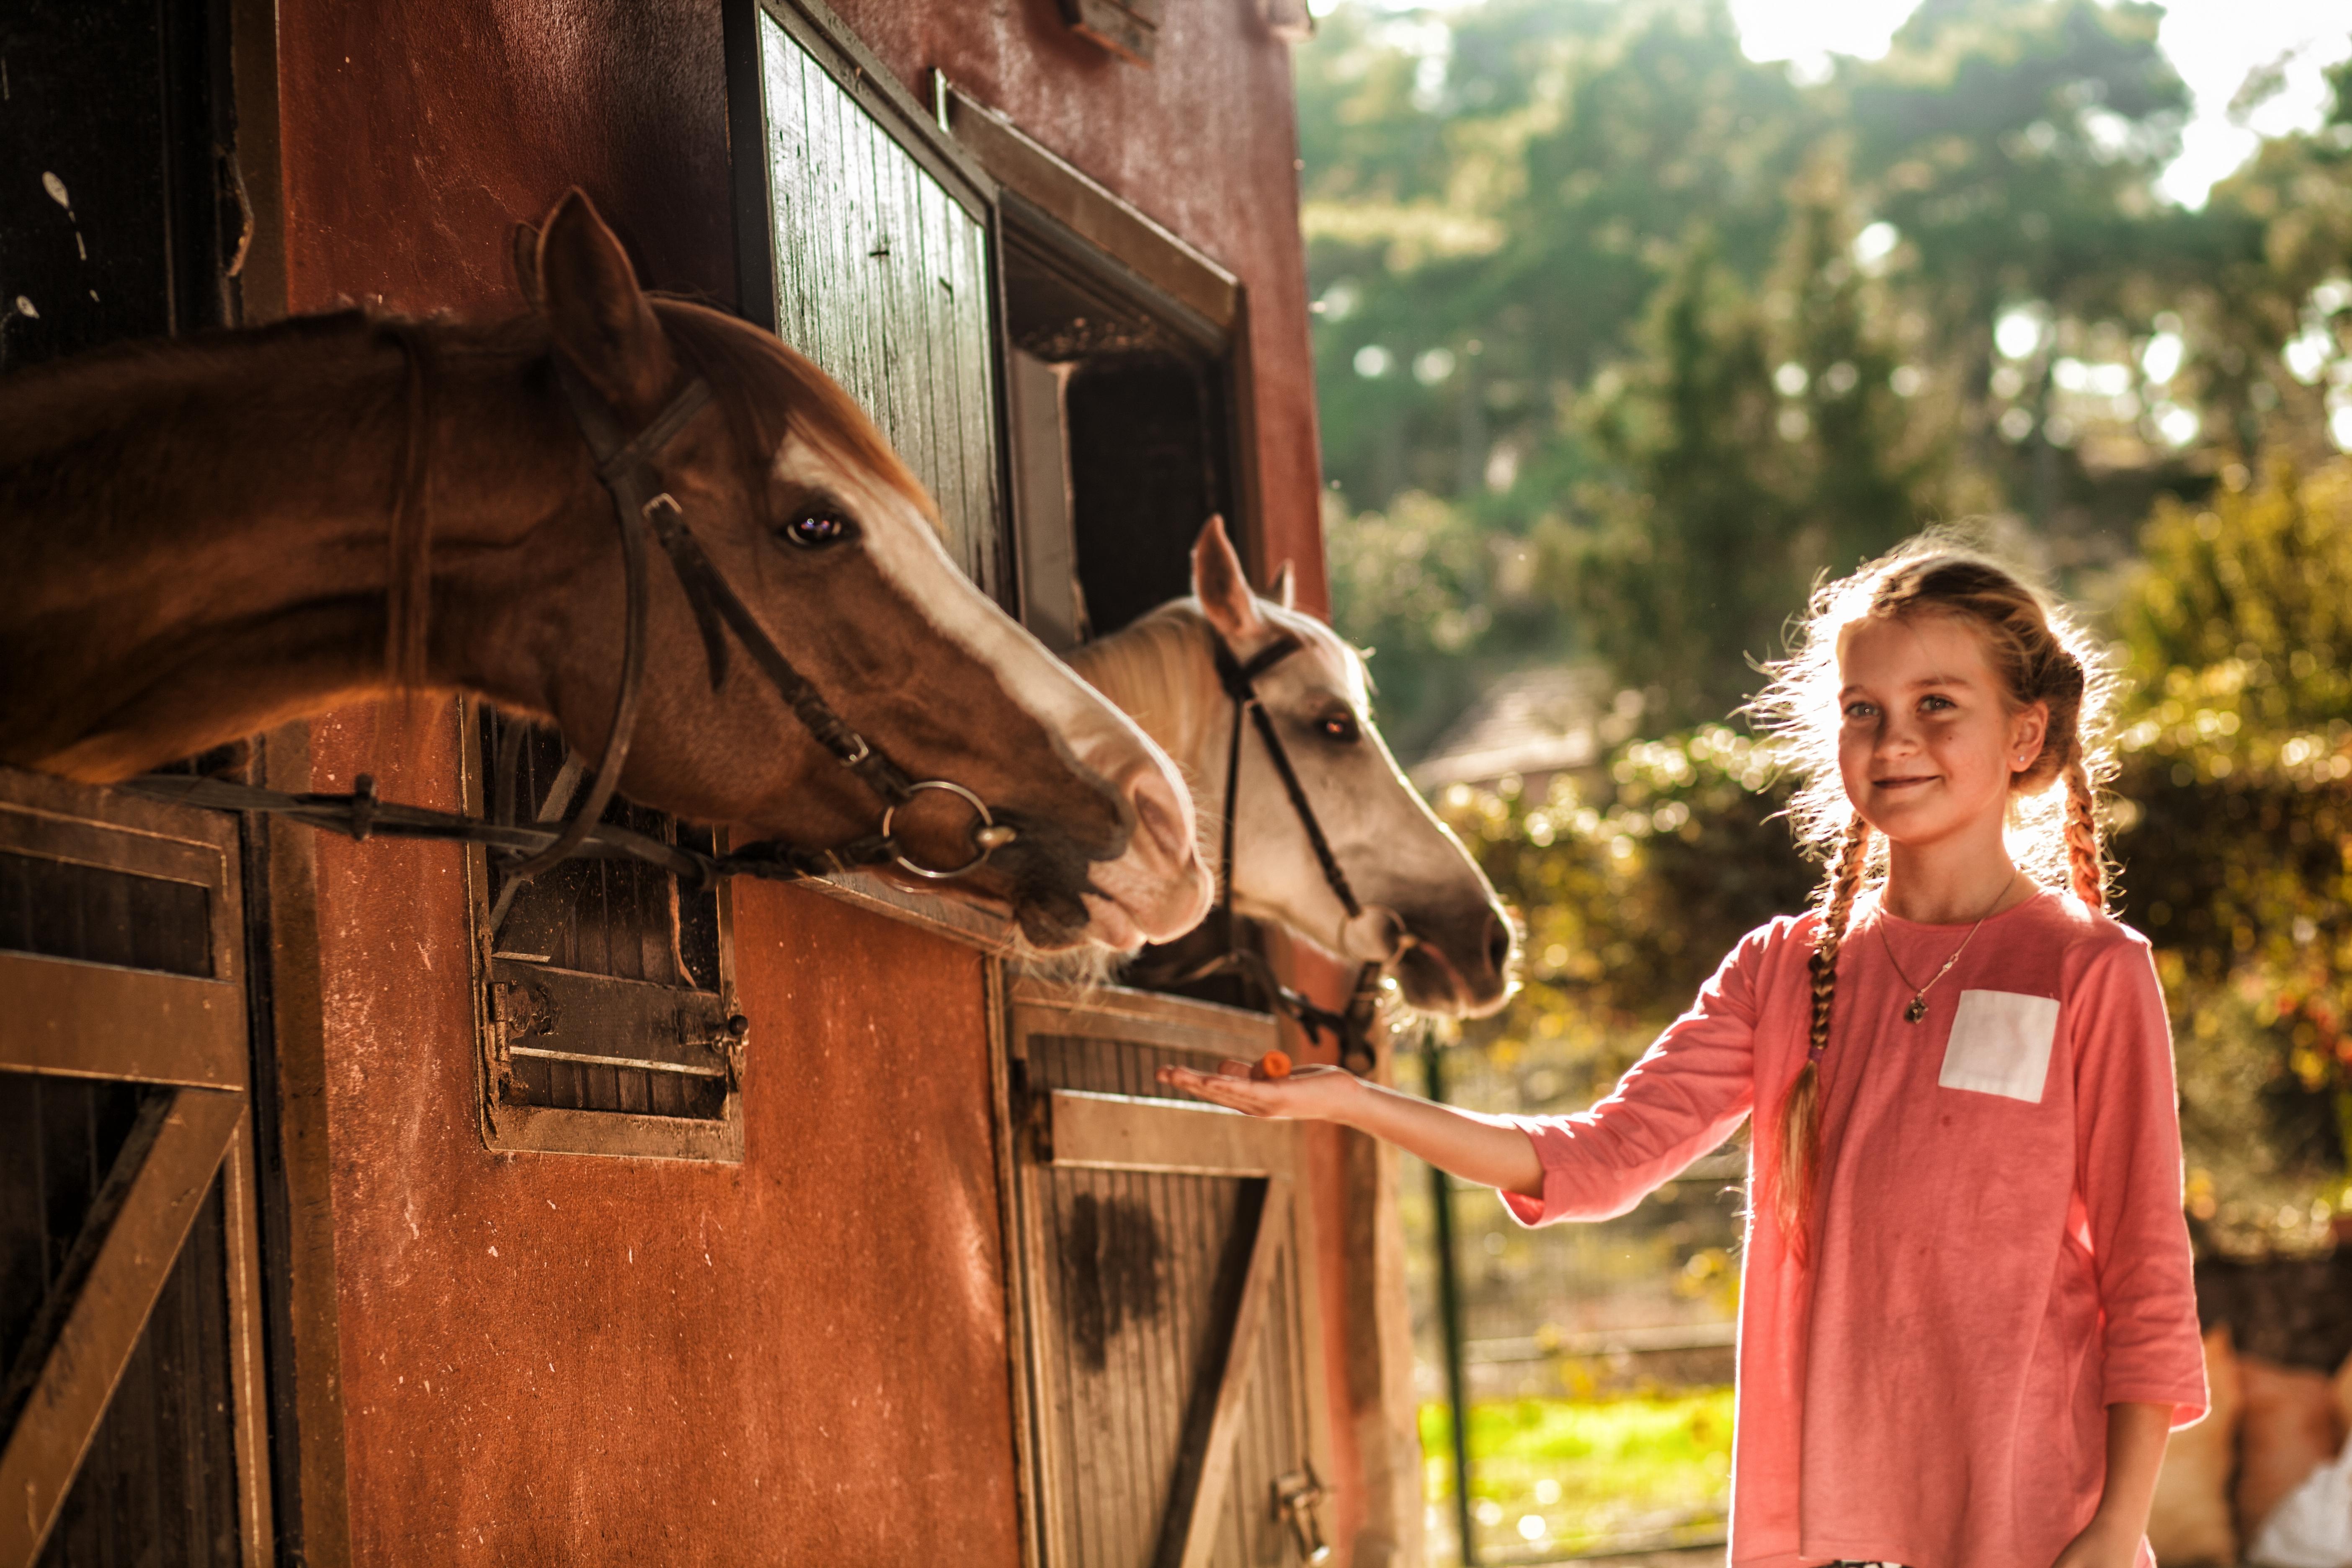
[1746,532,2118,1244]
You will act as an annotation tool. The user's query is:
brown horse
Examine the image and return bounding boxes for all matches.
[0,191,1212,953]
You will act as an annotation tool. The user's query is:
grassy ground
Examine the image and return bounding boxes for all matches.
[1422,1387,1735,1558]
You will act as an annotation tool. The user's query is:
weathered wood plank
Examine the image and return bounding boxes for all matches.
[0,955,245,1090]
[1046,1090,1291,1177]
[1010,983,1279,1062]
[755,9,1001,594]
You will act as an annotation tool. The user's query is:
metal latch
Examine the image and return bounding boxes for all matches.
[705,1011,750,1089]
[1274,1466,1331,1564]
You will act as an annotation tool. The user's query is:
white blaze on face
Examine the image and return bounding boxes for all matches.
[773,434,1213,948]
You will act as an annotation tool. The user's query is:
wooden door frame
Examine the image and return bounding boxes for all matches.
[0,769,274,1566]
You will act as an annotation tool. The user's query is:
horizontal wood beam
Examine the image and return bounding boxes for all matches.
[946,87,1240,332]
[0,954,248,1089]
[1011,983,1279,1062]
[1044,1089,1292,1176]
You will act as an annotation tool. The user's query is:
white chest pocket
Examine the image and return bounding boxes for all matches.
[1939,989,2062,1104]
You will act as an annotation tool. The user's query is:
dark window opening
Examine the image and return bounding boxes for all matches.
[0,0,242,376]
[1001,209,1239,644]
[1063,354,1235,638]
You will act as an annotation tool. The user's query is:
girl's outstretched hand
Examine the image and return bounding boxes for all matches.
[1155,1061,1361,1122]
[1159,1057,1546,1196]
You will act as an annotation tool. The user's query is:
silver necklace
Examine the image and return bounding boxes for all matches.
[1877,872,2020,1024]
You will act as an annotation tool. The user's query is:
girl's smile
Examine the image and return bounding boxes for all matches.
[1836,613,2047,859]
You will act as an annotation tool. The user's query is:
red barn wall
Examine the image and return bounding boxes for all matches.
[268,0,1333,1562]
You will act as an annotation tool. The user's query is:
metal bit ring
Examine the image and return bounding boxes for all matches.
[882,779,1016,880]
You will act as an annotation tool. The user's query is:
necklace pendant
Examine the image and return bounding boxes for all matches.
[1904,996,1929,1024]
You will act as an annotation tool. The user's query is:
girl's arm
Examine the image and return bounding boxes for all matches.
[1152,1065,1545,1197]
[2071,941,2209,1421]
[2049,1400,2172,1568]
[1158,919,1789,1221]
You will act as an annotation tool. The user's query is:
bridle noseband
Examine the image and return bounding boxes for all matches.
[128,347,1016,892]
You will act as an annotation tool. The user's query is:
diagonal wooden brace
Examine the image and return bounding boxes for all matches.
[1164,1174,1291,1568]
[0,1086,246,1568]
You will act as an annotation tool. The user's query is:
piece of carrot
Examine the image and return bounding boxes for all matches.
[1254,1049,1293,1081]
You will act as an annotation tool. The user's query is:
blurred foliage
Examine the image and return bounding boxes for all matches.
[1303,0,2352,737]
[2109,458,2352,1251]
[1431,729,1812,1109]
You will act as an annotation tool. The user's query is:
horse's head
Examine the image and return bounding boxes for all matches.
[1108,518,1517,1015]
[509,192,1211,952]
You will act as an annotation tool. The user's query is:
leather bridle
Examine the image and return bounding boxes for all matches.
[1160,630,1385,1073]
[128,349,1018,891]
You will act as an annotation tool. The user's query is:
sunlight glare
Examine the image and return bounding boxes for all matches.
[1994,312,2045,361]
[1716,0,2352,210]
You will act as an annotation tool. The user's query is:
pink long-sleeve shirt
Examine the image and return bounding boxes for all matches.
[1499,889,2207,1568]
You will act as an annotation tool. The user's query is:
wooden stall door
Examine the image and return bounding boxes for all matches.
[0,769,273,1567]
[1008,982,1335,1568]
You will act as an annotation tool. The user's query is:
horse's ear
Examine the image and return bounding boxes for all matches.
[1192,515,1265,642]
[511,222,544,311]
[1270,560,1297,611]
[536,189,671,410]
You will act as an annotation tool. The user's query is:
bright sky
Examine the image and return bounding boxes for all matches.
[1727,0,2352,206]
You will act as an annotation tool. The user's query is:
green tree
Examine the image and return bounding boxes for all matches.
[2108,459,2352,1249]
[1301,0,2257,736]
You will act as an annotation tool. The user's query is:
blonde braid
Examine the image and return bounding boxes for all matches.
[1777,815,1873,1248]
[2062,755,2105,914]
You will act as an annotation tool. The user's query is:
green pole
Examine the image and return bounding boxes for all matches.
[1424,1040,1478,1565]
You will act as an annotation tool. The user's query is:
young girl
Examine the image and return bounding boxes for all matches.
[1160,539,2207,1568]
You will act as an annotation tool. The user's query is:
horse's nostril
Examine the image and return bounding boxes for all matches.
[1129,773,1190,863]
[1483,910,1512,977]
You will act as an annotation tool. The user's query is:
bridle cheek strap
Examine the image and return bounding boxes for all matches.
[501,363,711,882]
[1210,634,1364,923]
[1202,631,1380,1073]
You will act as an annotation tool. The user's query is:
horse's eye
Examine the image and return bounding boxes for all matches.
[1319,712,1361,745]
[781,510,853,548]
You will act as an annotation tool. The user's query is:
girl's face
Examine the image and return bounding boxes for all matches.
[1835,612,2047,851]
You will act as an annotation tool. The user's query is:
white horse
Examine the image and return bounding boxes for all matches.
[1068,518,1516,1017]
